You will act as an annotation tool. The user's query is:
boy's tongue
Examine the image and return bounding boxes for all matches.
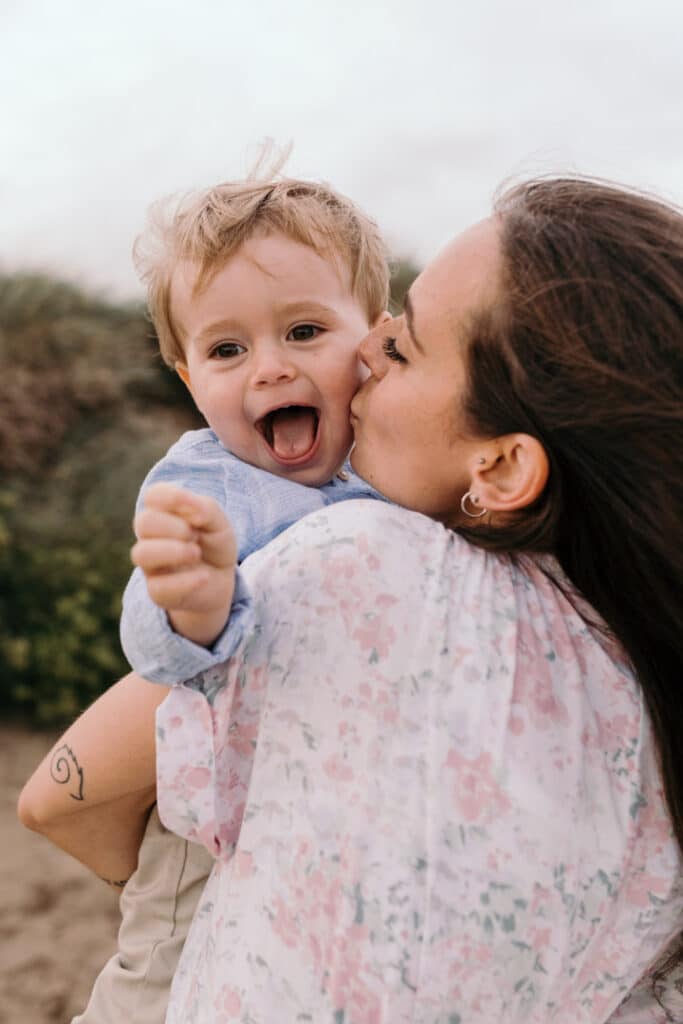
[270,407,317,459]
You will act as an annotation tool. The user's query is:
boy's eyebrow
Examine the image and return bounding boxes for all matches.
[403,292,424,354]
[277,300,342,319]
[193,318,242,343]
[193,302,342,343]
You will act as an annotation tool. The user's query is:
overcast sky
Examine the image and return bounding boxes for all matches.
[3,0,682,299]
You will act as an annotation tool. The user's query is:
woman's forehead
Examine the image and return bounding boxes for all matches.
[413,217,500,321]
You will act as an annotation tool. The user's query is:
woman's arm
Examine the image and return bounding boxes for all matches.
[18,671,168,884]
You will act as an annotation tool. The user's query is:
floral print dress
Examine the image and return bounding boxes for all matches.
[156,501,683,1023]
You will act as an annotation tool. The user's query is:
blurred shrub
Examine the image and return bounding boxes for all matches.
[0,492,128,724]
[0,273,201,726]
[389,258,420,315]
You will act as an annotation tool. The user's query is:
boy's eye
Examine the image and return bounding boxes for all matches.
[210,342,245,359]
[382,336,407,363]
[288,324,321,342]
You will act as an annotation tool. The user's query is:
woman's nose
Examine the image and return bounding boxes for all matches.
[358,328,388,380]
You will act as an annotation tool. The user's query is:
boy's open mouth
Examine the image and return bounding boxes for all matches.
[256,405,321,464]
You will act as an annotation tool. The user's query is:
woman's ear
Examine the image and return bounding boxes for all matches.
[470,434,549,513]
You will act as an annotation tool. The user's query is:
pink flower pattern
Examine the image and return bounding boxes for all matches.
[156,501,683,1023]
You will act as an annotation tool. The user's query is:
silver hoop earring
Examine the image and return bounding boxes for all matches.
[460,491,487,518]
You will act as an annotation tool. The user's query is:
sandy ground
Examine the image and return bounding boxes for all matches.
[1,726,120,1024]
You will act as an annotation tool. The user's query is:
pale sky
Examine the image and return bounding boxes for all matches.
[3,0,682,298]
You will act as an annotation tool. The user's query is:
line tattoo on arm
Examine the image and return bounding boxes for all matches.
[49,744,85,801]
[99,877,129,889]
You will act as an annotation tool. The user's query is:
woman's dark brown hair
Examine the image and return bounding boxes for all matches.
[460,178,683,978]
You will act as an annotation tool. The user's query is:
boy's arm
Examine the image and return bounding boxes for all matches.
[120,565,253,686]
[120,435,253,685]
[18,672,166,883]
[131,483,237,648]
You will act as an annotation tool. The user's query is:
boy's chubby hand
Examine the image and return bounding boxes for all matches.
[131,482,237,648]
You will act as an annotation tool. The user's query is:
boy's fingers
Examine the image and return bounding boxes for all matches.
[131,538,201,573]
[142,483,223,531]
[197,521,238,570]
[134,508,196,542]
[134,513,236,570]
[144,567,211,611]
[142,482,200,511]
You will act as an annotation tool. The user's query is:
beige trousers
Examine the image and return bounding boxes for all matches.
[72,806,213,1024]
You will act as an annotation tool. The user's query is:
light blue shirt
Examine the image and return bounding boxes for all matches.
[120,429,385,684]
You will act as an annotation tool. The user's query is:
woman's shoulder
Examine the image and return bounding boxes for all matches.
[243,500,633,686]
[262,498,468,562]
[242,499,470,589]
[242,499,553,630]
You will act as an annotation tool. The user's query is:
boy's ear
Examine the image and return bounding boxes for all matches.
[175,362,192,393]
[468,434,549,514]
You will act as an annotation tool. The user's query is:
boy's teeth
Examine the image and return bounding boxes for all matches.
[270,407,317,458]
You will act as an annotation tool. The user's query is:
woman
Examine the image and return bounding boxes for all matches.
[21,177,683,1022]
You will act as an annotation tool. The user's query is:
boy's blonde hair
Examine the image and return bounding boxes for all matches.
[134,172,391,367]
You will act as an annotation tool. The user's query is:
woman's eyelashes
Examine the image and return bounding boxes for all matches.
[382,336,407,363]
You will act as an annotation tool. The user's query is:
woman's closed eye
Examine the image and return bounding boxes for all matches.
[210,341,246,360]
[382,336,407,363]
[287,323,323,342]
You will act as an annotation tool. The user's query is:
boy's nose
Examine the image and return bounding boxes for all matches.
[358,327,389,380]
[250,347,297,388]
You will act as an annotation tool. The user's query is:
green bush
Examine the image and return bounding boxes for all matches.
[0,273,201,726]
[0,492,129,723]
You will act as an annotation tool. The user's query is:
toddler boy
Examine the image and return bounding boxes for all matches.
[74,171,391,1023]
[120,173,391,683]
